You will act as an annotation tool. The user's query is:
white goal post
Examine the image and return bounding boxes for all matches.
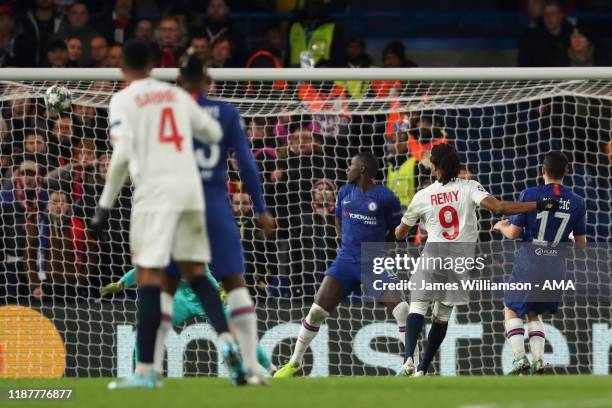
[0,68,610,379]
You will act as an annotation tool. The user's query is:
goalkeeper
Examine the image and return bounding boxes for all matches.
[101,266,275,375]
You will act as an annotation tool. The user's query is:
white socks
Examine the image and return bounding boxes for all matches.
[392,302,409,346]
[290,303,329,366]
[527,320,546,361]
[505,318,525,360]
[227,287,258,373]
[153,292,174,375]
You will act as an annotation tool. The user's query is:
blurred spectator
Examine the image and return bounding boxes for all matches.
[201,0,246,67]
[14,0,65,67]
[4,88,45,153]
[518,0,573,66]
[47,115,75,168]
[79,152,131,286]
[525,0,545,28]
[246,25,285,68]
[382,40,417,68]
[106,42,122,68]
[565,25,610,66]
[384,128,419,208]
[46,38,69,67]
[24,133,47,156]
[155,16,185,68]
[188,32,211,59]
[55,1,98,66]
[89,35,109,67]
[31,187,94,300]
[98,0,136,44]
[405,113,449,160]
[210,35,233,68]
[0,4,16,67]
[286,0,346,67]
[134,19,154,42]
[458,164,477,181]
[46,138,96,204]
[0,160,47,301]
[335,35,373,99]
[65,36,83,67]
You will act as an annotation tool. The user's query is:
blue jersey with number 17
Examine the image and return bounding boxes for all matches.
[508,183,586,243]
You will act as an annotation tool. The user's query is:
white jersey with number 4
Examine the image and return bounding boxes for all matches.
[99,77,222,212]
[401,179,490,242]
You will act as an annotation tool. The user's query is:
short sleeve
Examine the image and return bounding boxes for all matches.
[108,95,129,145]
[508,189,527,228]
[335,185,345,218]
[385,191,403,226]
[572,200,587,236]
[469,180,490,207]
[401,192,422,226]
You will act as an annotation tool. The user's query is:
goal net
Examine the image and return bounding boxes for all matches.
[0,68,610,378]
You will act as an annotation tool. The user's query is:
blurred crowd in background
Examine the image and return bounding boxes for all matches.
[0,0,611,305]
[1,0,612,69]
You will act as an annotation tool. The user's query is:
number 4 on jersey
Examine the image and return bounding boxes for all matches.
[159,107,184,151]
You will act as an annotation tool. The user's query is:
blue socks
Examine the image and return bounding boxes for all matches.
[419,321,448,373]
[136,286,161,364]
[189,275,230,335]
[404,313,425,362]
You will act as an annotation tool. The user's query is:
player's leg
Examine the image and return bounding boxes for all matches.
[152,267,180,378]
[381,299,420,367]
[220,273,264,380]
[526,312,545,374]
[504,306,530,375]
[416,301,453,375]
[274,274,344,378]
[400,301,429,376]
[173,210,246,384]
[109,211,175,389]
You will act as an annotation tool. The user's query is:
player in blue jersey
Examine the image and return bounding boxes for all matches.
[162,52,275,385]
[494,152,587,375]
[274,152,416,378]
[177,52,276,384]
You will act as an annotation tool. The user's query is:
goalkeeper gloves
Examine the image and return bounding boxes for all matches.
[90,207,111,239]
[100,281,124,297]
[536,199,560,212]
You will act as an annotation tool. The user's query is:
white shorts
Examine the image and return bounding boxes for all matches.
[130,209,210,268]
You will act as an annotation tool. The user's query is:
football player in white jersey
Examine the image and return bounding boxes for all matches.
[91,39,236,389]
[395,144,559,376]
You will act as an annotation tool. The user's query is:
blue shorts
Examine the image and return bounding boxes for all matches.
[505,300,560,317]
[204,192,245,279]
[326,256,400,300]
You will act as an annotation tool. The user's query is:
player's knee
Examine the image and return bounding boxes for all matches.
[308,303,330,325]
[432,302,453,323]
[392,301,410,321]
[409,301,429,316]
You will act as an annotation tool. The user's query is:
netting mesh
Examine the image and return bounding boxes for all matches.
[0,75,610,378]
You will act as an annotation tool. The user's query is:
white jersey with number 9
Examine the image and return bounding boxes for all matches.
[401,179,490,242]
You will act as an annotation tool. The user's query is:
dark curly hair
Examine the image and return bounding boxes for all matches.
[430,143,460,185]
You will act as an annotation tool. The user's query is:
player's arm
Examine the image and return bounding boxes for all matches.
[186,93,222,144]
[385,192,404,242]
[479,195,559,215]
[92,98,130,236]
[493,219,523,240]
[229,109,275,237]
[396,193,421,240]
[571,201,587,249]
[100,267,135,296]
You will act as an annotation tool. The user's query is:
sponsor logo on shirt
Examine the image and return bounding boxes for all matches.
[343,211,377,225]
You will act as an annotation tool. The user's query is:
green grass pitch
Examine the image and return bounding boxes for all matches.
[1,376,611,408]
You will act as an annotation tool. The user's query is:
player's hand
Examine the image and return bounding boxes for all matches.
[255,212,276,239]
[90,207,111,239]
[100,281,124,297]
[536,199,560,212]
[493,219,510,232]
